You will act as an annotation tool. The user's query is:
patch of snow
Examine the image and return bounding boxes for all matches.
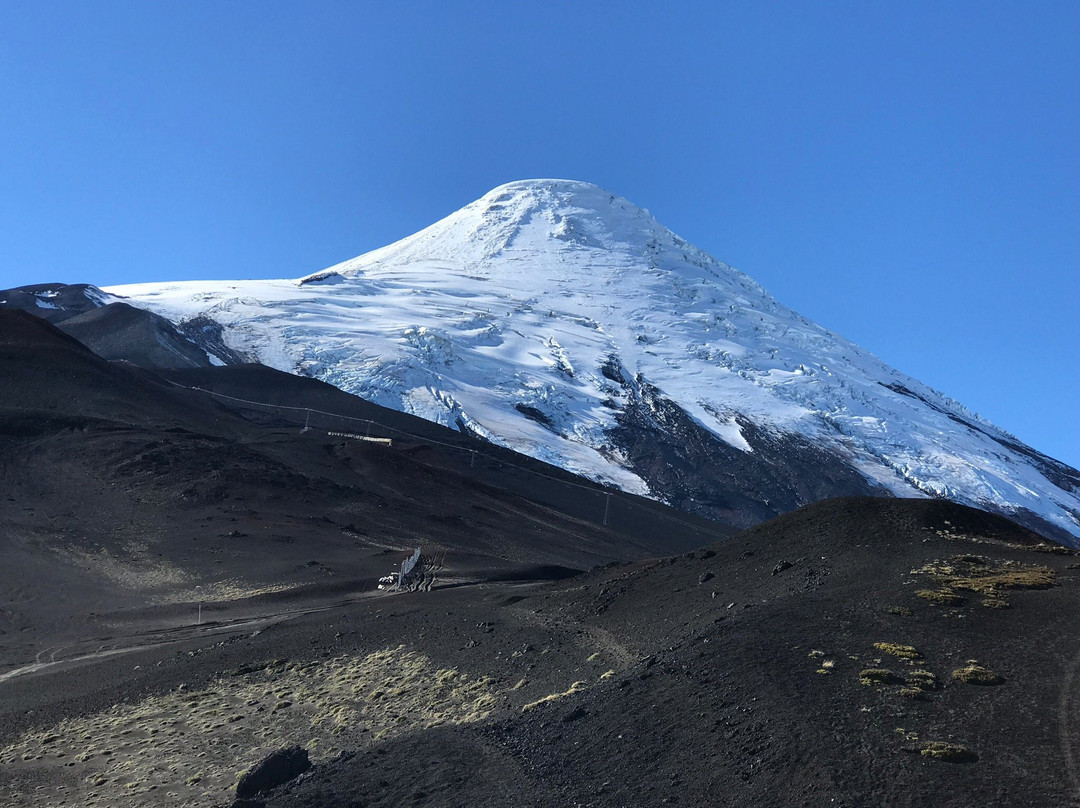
[82,285,118,307]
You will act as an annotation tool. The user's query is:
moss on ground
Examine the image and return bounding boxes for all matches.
[873,642,921,659]
[859,669,902,686]
[919,741,977,763]
[952,662,1004,686]
[522,681,588,712]
[915,589,965,606]
[912,557,1055,607]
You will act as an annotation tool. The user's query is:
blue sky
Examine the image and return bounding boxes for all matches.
[1,2,1077,467]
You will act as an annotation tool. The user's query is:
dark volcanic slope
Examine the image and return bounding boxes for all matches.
[0,283,106,324]
[161,363,726,546]
[57,302,215,369]
[0,310,239,433]
[245,498,1080,808]
[0,310,715,667]
[0,283,250,369]
[3,497,1078,808]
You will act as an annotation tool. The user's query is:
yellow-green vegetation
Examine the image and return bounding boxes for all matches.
[859,668,902,686]
[165,579,298,605]
[919,741,977,762]
[0,646,500,808]
[58,543,299,605]
[912,556,1055,608]
[873,642,921,660]
[952,662,1004,686]
[900,669,939,698]
[915,588,965,606]
[952,554,984,564]
[885,605,913,616]
[906,669,938,690]
[807,650,834,674]
[522,681,588,712]
[931,524,1074,557]
[1030,542,1074,556]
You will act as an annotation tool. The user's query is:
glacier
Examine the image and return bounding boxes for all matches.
[104,179,1080,543]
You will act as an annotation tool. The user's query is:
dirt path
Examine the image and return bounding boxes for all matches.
[0,587,389,686]
[508,603,639,670]
[0,615,288,685]
[0,577,495,686]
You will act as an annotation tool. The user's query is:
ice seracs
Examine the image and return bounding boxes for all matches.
[105,179,1080,543]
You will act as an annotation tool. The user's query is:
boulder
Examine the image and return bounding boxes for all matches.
[235,746,311,799]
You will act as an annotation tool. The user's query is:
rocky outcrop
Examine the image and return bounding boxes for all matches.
[235,746,311,800]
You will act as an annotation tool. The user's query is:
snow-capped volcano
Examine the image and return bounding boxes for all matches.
[105,179,1080,542]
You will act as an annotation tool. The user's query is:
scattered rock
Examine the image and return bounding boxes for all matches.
[562,707,588,723]
[236,746,312,799]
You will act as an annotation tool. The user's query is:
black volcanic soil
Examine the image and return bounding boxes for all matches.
[4,311,1080,807]
[4,498,1080,807]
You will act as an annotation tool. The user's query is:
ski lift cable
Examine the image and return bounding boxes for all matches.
[162,378,728,540]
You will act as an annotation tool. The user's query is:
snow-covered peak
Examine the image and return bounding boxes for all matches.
[305,179,759,292]
[106,181,1080,544]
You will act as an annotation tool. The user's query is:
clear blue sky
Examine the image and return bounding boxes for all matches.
[2,2,1077,468]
